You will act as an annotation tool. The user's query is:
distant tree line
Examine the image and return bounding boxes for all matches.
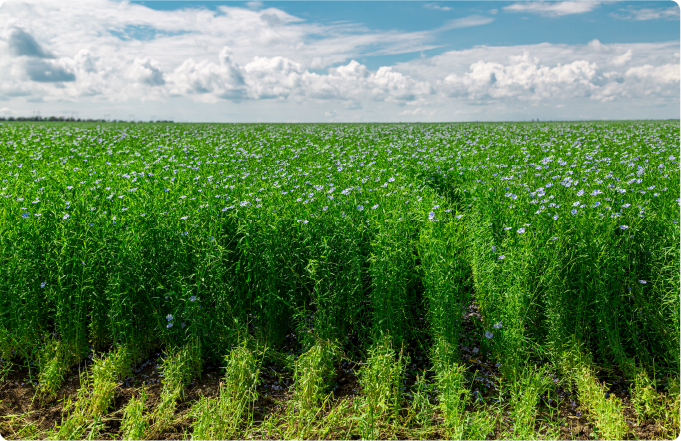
[0,116,174,123]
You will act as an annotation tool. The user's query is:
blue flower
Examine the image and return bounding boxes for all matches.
[638,280,647,285]
[619,225,628,230]
[428,211,435,220]
[485,331,493,339]
[553,214,559,220]
[189,296,197,302]
[40,281,47,288]
[494,322,502,329]
[357,205,364,211]
[571,209,577,215]
[498,255,506,260]
[372,204,379,210]
[517,228,525,234]
[167,322,173,328]
[22,212,30,219]
[166,314,173,321]
[491,245,497,252]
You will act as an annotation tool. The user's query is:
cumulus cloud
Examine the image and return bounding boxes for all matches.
[24,58,75,82]
[392,40,679,107]
[610,49,632,67]
[0,0,677,121]
[503,1,600,17]
[168,52,431,103]
[169,47,246,101]
[8,27,53,58]
[243,56,306,99]
[128,57,165,86]
[442,53,600,101]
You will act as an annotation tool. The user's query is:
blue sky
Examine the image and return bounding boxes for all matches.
[134,1,679,69]
[0,0,678,122]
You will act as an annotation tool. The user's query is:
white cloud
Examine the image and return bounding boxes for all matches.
[625,63,680,85]
[0,0,677,122]
[168,47,246,102]
[611,6,680,21]
[165,50,431,104]
[0,0,445,103]
[503,1,600,17]
[128,57,165,86]
[610,50,632,67]
[396,40,679,108]
[441,52,600,101]
[424,3,452,12]
[440,15,494,30]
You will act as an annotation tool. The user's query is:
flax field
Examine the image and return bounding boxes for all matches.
[0,121,679,440]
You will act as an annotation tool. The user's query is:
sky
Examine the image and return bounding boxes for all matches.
[0,0,678,122]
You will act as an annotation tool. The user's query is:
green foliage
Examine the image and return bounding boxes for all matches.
[51,346,132,440]
[121,388,149,440]
[419,216,470,365]
[355,335,408,439]
[407,371,435,428]
[434,359,496,440]
[0,122,678,439]
[506,366,553,440]
[559,349,628,440]
[631,369,680,438]
[291,339,339,413]
[150,339,202,436]
[37,340,78,398]
[190,342,260,440]
[87,346,132,417]
[285,339,341,438]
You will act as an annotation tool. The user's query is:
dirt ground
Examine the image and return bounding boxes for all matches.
[0,306,677,440]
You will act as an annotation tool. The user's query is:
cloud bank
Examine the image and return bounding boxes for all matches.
[0,0,678,121]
